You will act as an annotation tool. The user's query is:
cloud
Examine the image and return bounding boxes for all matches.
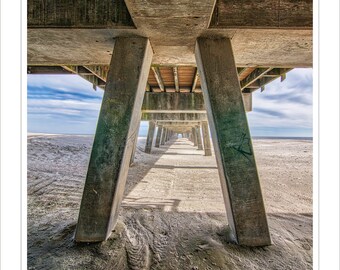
[27,69,313,137]
[28,74,103,134]
[247,68,313,136]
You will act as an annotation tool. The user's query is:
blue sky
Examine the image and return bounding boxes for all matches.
[27,68,313,137]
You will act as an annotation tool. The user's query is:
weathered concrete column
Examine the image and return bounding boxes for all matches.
[195,37,271,246]
[195,125,203,150]
[161,127,167,145]
[155,125,163,148]
[130,119,141,166]
[165,129,170,142]
[145,121,156,153]
[75,37,153,242]
[201,121,212,156]
[191,127,197,146]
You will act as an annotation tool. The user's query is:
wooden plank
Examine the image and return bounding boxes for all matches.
[151,66,165,92]
[173,67,180,92]
[209,0,312,29]
[159,67,174,86]
[28,0,135,28]
[83,65,109,81]
[178,66,196,87]
[141,112,208,121]
[191,68,199,92]
[240,68,272,90]
[263,68,293,77]
[237,67,256,81]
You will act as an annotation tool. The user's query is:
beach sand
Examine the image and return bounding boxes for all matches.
[27,135,312,269]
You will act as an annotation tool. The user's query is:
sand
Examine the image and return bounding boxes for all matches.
[27,135,312,270]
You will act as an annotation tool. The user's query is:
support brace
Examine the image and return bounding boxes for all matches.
[75,37,153,242]
[195,37,271,246]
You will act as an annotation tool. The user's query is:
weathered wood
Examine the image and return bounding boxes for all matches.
[62,65,106,89]
[240,68,272,90]
[75,37,153,242]
[263,68,293,77]
[83,65,109,82]
[195,37,271,246]
[28,0,135,28]
[249,75,286,90]
[155,125,163,148]
[151,67,165,92]
[27,66,72,74]
[142,92,205,112]
[201,121,212,156]
[145,121,156,154]
[210,0,312,29]
[173,67,180,92]
[191,68,199,92]
[141,112,208,121]
[157,121,200,126]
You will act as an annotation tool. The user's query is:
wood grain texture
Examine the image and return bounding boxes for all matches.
[28,0,135,28]
[142,92,205,112]
[210,0,312,29]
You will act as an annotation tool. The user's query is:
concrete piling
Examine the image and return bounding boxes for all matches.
[75,37,153,242]
[195,37,271,246]
[145,121,156,153]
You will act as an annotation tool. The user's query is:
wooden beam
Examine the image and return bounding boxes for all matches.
[62,65,78,74]
[77,66,93,75]
[173,66,180,92]
[27,66,72,74]
[142,92,205,112]
[141,112,208,121]
[237,67,248,76]
[83,65,109,82]
[240,67,272,90]
[151,66,165,92]
[191,68,199,92]
[246,81,261,88]
[28,0,135,28]
[263,68,293,77]
[243,68,293,91]
[209,0,312,29]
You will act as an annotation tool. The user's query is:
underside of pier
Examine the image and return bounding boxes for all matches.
[27,0,312,247]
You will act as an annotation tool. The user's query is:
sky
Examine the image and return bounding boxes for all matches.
[27,68,313,137]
